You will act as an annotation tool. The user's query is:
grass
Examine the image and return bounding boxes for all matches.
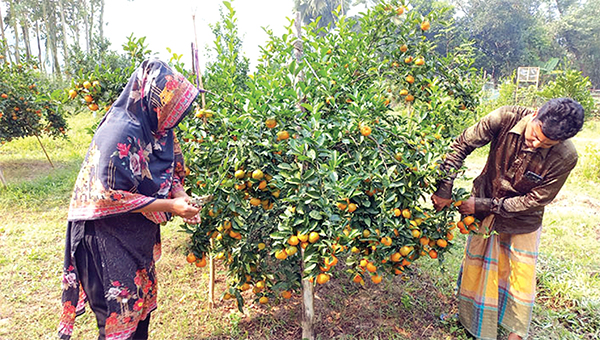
[0,114,599,339]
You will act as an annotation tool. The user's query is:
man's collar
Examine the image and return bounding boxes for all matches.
[509,114,531,136]
[511,114,551,159]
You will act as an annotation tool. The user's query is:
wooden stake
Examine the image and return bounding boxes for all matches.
[0,165,6,186]
[35,134,54,168]
[295,11,315,340]
[191,9,214,308]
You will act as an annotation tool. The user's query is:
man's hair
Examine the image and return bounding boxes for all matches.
[535,98,584,141]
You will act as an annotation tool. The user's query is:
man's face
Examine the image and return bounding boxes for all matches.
[524,118,560,149]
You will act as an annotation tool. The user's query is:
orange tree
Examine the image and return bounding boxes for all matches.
[64,35,155,115]
[179,0,479,333]
[0,61,67,144]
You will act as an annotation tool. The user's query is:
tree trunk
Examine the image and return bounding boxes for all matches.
[82,0,90,53]
[88,0,95,53]
[0,5,8,62]
[35,20,44,72]
[22,15,32,62]
[58,0,69,63]
[98,0,104,42]
[10,0,21,63]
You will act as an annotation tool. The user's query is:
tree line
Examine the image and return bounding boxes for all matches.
[1,0,599,87]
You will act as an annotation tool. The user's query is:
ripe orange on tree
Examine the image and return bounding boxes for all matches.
[347,203,358,213]
[277,130,290,141]
[463,215,475,226]
[420,20,430,31]
[308,231,320,243]
[436,239,448,248]
[360,125,372,137]
[316,273,330,284]
[371,274,382,284]
[265,118,277,129]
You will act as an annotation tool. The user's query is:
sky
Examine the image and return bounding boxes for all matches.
[103,0,296,70]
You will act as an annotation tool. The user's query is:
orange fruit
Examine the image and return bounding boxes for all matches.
[411,229,421,238]
[406,75,415,84]
[447,232,454,241]
[324,255,338,268]
[308,231,320,243]
[366,262,377,273]
[404,56,413,64]
[316,273,330,284]
[463,216,475,226]
[286,246,298,256]
[297,232,308,242]
[337,202,348,210]
[258,243,266,250]
[436,239,448,248]
[429,249,438,259]
[68,90,77,99]
[281,290,292,299]
[265,118,277,129]
[402,209,411,219]
[396,7,404,15]
[347,203,358,213]
[399,89,409,96]
[195,256,207,267]
[83,81,92,89]
[84,95,93,103]
[420,20,430,31]
[390,252,402,262]
[275,249,288,260]
[234,169,245,179]
[259,296,269,304]
[250,198,261,206]
[288,235,299,246]
[400,44,408,53]
[393,208,401,217]
[381,236,392,247]
[252,169,264,180]
[258,180,267,190]
[371,274,382,284]
[419,236,429,246]
[360,125,372,137]
[277,130,290,141]
[186,253,197,263]
[400,245,411,257]
[405,94,414,102]
[414,57,425,66]
[88,103,99,111]
[353,274,363,283]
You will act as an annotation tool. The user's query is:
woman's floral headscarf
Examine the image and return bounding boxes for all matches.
[68,59,199,223]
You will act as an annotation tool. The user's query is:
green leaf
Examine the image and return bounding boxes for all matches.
[309,210,322,220]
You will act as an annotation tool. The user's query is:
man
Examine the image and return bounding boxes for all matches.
[431,98,585,340]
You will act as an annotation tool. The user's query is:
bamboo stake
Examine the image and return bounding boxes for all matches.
[35,134,54,168]
[0,166,6,187]
[191,8,214,308]
[294,11,315,340]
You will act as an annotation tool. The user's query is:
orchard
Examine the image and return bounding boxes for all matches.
[177,1,481,337]
[0,61,67,144]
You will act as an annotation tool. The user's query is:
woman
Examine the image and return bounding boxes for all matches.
[58,59,201,339]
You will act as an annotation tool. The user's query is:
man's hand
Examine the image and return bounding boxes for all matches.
[458,196,475,215]
[431,193,453,211]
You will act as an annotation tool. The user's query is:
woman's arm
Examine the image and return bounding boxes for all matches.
[133,197,199,219]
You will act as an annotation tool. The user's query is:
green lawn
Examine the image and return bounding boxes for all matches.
[0,113,598,339]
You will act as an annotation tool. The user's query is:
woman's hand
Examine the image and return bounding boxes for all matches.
[171,197,200,219]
